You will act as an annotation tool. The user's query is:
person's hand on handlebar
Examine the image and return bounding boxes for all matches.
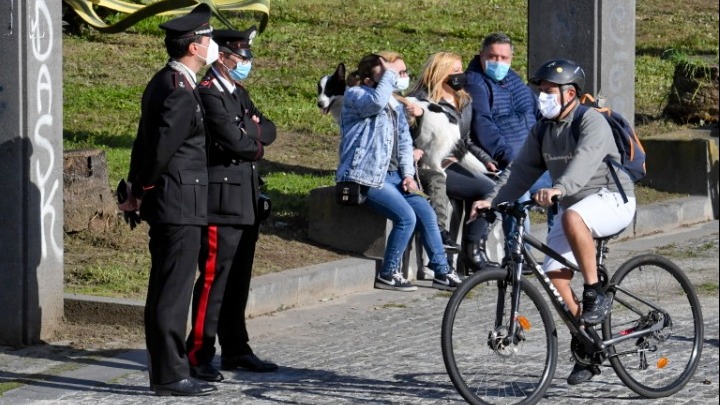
[470,199,492,220]
[533,187,562,207]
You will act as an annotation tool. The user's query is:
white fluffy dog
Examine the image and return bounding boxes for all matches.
[406,97,489,176]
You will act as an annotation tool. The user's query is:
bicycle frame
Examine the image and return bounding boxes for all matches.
[442,202,703,404]
[496,201,665,359]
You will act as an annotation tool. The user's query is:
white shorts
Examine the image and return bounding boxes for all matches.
[542,188,636,272]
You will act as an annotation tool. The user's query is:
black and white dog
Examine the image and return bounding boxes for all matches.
[316,63,347,125]
[316,64,488,177]
[406,97,489,176]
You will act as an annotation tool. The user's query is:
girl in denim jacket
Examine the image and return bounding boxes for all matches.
[336,53,462,292]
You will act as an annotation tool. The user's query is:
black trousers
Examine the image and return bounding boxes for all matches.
[145,224,201,385]
[445,162,495,241]
[187,223,258,365]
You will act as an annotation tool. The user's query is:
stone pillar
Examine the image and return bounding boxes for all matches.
[528,0,636,124]
[0,0,64,345]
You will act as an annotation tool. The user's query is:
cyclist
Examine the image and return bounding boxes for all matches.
[470,58,636,385]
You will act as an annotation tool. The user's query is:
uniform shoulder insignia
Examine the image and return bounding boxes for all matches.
[199,77,213,88]
[170,71,187,89]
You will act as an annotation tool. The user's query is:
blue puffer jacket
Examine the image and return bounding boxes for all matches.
[336,69,415,187]
[465,55,539,169]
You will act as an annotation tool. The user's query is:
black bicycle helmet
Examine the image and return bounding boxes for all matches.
[530,59,586,93]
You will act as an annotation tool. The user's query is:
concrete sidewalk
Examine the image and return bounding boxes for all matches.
[0,195,717,404]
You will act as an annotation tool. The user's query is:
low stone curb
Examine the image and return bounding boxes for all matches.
[64,195,715,326]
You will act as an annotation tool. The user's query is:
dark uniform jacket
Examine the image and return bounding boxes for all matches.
[129,64,208,225]
[198,68,276,225]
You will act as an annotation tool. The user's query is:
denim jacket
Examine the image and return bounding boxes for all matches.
[336,69,415,188]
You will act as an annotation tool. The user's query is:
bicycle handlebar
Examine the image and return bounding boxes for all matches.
[481,195,559,221]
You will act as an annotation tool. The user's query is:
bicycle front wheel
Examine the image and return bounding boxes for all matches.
[603,254,704,398]
[441,268,557,405]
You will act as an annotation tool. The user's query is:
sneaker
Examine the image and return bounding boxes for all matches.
[375,272,417,292]
[432,271,462,291]
[566,362,601,385]
[440,229,461,253]
[580,289,613,324]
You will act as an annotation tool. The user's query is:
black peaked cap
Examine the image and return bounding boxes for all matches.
[214,26,258,59]
[160,3,213,39]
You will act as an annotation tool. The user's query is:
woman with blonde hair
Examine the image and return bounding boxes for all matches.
[408,51,499,272]
[336,52,463,292]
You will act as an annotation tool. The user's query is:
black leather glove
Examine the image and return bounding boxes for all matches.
[123,211,142,230]
[116,179,142,230]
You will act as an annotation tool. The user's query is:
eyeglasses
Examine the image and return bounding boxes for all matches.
[225,53,252,66]
[233,55,252,66]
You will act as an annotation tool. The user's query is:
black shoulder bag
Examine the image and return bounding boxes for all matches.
[335,181,368,206]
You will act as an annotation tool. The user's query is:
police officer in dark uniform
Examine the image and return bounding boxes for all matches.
[118,3,218,396]
[185,27,278,383]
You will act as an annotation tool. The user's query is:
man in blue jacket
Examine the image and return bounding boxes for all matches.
[465,32,553,261]
[466,32,538,170]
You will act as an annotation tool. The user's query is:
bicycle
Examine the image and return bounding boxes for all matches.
[441,199,704,405]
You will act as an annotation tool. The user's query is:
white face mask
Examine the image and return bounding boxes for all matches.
[197,40,219,66]
[395,76,410,91]
[538,91,561,119]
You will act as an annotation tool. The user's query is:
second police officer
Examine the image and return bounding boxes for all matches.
[185,26,279,383]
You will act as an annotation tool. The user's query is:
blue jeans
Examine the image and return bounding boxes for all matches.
[502,171,555,254]
[365,171,450,277]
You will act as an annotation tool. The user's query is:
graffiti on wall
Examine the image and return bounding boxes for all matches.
[30,0,62,259]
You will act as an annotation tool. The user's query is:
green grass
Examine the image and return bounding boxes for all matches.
[695,282,720,295]
[61,0,718,297]
[655,241,717,259]
[263,172,334,217]
[63,0,719,219]
[65,259,150,298]
[381,302,408,309]
[0,382,23,396]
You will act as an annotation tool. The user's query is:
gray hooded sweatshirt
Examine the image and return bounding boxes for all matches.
[491,102,635,209]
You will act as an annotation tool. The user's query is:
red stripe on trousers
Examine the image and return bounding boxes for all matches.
[188,225,218,366]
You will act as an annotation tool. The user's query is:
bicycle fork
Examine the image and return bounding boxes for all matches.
[497,222,530,349]
[488,278,527,354]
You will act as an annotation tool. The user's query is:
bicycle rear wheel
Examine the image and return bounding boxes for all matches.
[602,254,704,398]
[441,268,557,405]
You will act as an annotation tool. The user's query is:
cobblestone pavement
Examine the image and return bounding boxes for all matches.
[1,221,717,404]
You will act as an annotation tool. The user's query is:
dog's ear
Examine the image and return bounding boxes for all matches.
[334,63,346,82]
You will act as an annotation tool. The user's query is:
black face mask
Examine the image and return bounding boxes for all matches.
[446,73,467,91]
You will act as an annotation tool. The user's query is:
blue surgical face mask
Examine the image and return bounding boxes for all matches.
[484,60,511,82]
[229,62,252,81]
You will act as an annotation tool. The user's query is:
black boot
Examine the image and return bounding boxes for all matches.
[440,228,461,253]
[463,239,499,272]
